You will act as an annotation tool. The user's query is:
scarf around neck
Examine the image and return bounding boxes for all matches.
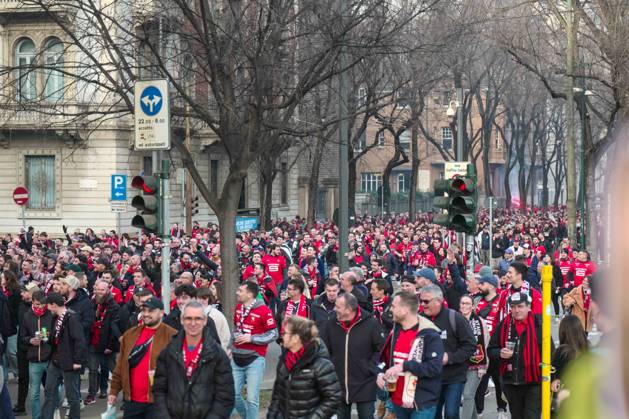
[499,312,540,383]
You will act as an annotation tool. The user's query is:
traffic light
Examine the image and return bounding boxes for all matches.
[131,175,160,234]
[432,164,477,233]
[191,196,199,216]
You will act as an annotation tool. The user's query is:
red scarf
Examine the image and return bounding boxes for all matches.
[499,312,540,383]
[285,295,308,319]
[90,303,108,347]
[285,346,306,372]
[339,307,362,333]
[32,304,48,317]
[372,297,388,317]
[182,337,203,380]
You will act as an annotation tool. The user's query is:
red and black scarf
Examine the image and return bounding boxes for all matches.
[183,337,203,380]
[339,307,362,333]
[372,297,388,317]
[285,294,308,319]
[499,312,540,383]
[90,303,107,347]
[32,304,48,317]
[53,310,66,346]
[285,345,306,372]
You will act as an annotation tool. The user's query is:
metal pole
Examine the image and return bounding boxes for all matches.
[489,197,493,267]
[161,158,171,314]
[465,233,475,281]
[21,206,26,229]
[456,85,464,248]
[578,94,587,250]
[338,0,349,273]
[565,0,577,247]
[541,265,553,419]
[184,88,193,235]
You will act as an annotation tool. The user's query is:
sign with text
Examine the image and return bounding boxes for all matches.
[444,162,468,180]
[134,80,170,150]
[111,174,127,201]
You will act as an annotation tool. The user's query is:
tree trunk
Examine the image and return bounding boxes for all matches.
[306,134,326,227]
[216,204,239,330]
[482,135,493,197]
[409,124,419,219]
[259,157,275,230]
[542,168,549,209]
[517,163,527,209]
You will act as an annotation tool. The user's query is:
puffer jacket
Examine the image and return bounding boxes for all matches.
[66,288,94,342]
[267,342,341,419]
[19,308,54,363]
[91,295,121,353]
[153,329,234,419]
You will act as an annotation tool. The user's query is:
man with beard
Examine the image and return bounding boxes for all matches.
[59,275,94,345]
[118,288,153,332]
[84,280,120,405]
[109,297,177,418]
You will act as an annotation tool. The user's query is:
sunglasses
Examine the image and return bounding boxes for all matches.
[420,298,435,305]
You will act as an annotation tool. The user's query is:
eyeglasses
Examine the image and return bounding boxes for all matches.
[420,298,435,305]
[182,317,205,323]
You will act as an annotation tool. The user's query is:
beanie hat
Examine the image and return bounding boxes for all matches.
[479,266,492,277]
[478,274,498,288]
[414,268,438,284]
[61,275,80,290]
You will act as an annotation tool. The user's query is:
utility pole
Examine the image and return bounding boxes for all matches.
[565,0,577,246]
[455,74,465,248]
[338,0,349,272]
[160,157,171,314]
[184,92,193,235]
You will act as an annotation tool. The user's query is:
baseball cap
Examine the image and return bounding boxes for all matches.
[508,292,532,306]
[21,282,40,293]
[478,275,498,288]
[61,275,80,290]
[414,268,438,284]
[141,297,164,311]
[505,248,514,254]
[80,245,93,253]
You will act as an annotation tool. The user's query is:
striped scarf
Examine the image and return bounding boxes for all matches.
[499,312,540,383]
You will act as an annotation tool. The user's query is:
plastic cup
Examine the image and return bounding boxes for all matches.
[505,341,515,351]
[386,375,398,392]
[148,370,155,386]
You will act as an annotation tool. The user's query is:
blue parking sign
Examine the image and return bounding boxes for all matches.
[111,175,127,201]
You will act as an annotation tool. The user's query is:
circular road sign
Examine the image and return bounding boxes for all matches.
[13,186,29,206]
[139,85,164,116]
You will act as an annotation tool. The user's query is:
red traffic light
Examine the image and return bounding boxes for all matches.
[131,176,158,194]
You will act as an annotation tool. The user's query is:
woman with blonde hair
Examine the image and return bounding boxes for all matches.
[268,316,341,418]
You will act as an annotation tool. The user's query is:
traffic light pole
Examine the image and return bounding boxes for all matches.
[160,158,171,314]
[466,233,475,282]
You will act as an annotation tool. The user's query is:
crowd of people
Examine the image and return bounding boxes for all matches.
[0,206,603,419]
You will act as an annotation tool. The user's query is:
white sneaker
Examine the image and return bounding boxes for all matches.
[488,378,495,388]
[54,410,61,419]
[497,409,509,419]
[61,399,68,408]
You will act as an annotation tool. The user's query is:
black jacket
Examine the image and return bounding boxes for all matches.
[17,300,31,350]
[153,329,234,419]
[91,296,121,353]
[321,309,385,404]
[268,342,341,419]
[311,295,336,336]
[276,297,314,332]
[0,293,16,354]
[51,309,88,372]
[66,288,94,342]
[19,308,54,363]
[118,300,141,332]
[421,307,476,384]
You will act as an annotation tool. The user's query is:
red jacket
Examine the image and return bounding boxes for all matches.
[232,301,277,357]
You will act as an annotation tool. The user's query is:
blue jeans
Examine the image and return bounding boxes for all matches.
[29,362,48,419]
[0,365,15,419]
[41,363,81,419]
[436,382,466,419]
[393,404,437,419]
[232,356,265,419]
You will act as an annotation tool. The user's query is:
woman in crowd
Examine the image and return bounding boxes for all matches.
[460,294,489,419]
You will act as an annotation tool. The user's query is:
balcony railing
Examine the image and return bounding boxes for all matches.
[0,103,91,129]
[0,0,67,15]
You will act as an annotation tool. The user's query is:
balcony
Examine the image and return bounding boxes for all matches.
[0,0,69,18]
[0,103,90,130]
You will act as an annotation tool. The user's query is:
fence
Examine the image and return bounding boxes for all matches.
[359,191,433,215]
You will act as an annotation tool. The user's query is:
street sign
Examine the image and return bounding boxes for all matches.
[13,186,29,206]
[134,80,170,150]
[111,174,127,201]
[110,201,127,213]
[444,162,468,179]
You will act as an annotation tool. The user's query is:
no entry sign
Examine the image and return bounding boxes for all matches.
[13,186,29,206]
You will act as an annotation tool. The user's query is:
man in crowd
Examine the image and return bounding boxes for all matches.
[276,278,312,329]
[85,280,120,405]
[370,278,393,333]
[164,284,196,331]
[377,291,444,419]
[196,287,231,350]
[153,301,234,418]
[124,269,156,303]
[420,284,476,419]
[230,281,278,419]
[60,275,94,343]
[19,290,53,419]
[340,271,371,312]
[109,297,177,418]
[488,292,546,419]
[322,293,384,419]
[499,262,542,319]
[311,278,340,334]
[41,292,87,419]
[13,282,39,416]
[118,288,153,332]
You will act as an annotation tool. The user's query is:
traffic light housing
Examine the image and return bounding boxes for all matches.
[191,196,199,216]
[131,175,160,234]
[432,164,477,233]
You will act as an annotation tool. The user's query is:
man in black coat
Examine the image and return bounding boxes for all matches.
[321,293,384,419]
[41,292,87,419]
[60,275,94,342]
[118,287,153,332]
[153,301,234,418]
[85,280,120,405]
[420,284,476,419]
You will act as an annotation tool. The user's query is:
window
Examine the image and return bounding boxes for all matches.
[15,38,36,101]
[495,129,503,150]
[26,156,56,209]
[280,162,288,205]
[441,91,451,106]
[397,173,408,192]
[43,38,64,101]
[357,87,367,108]
[399,131,411,152]
[377,130,385,147]
[210,159,219,195]
[438,171,445,180]
[441,127,453,150]
[360,173,382,192]
[354,130,367,153]
[143,156,153,175]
